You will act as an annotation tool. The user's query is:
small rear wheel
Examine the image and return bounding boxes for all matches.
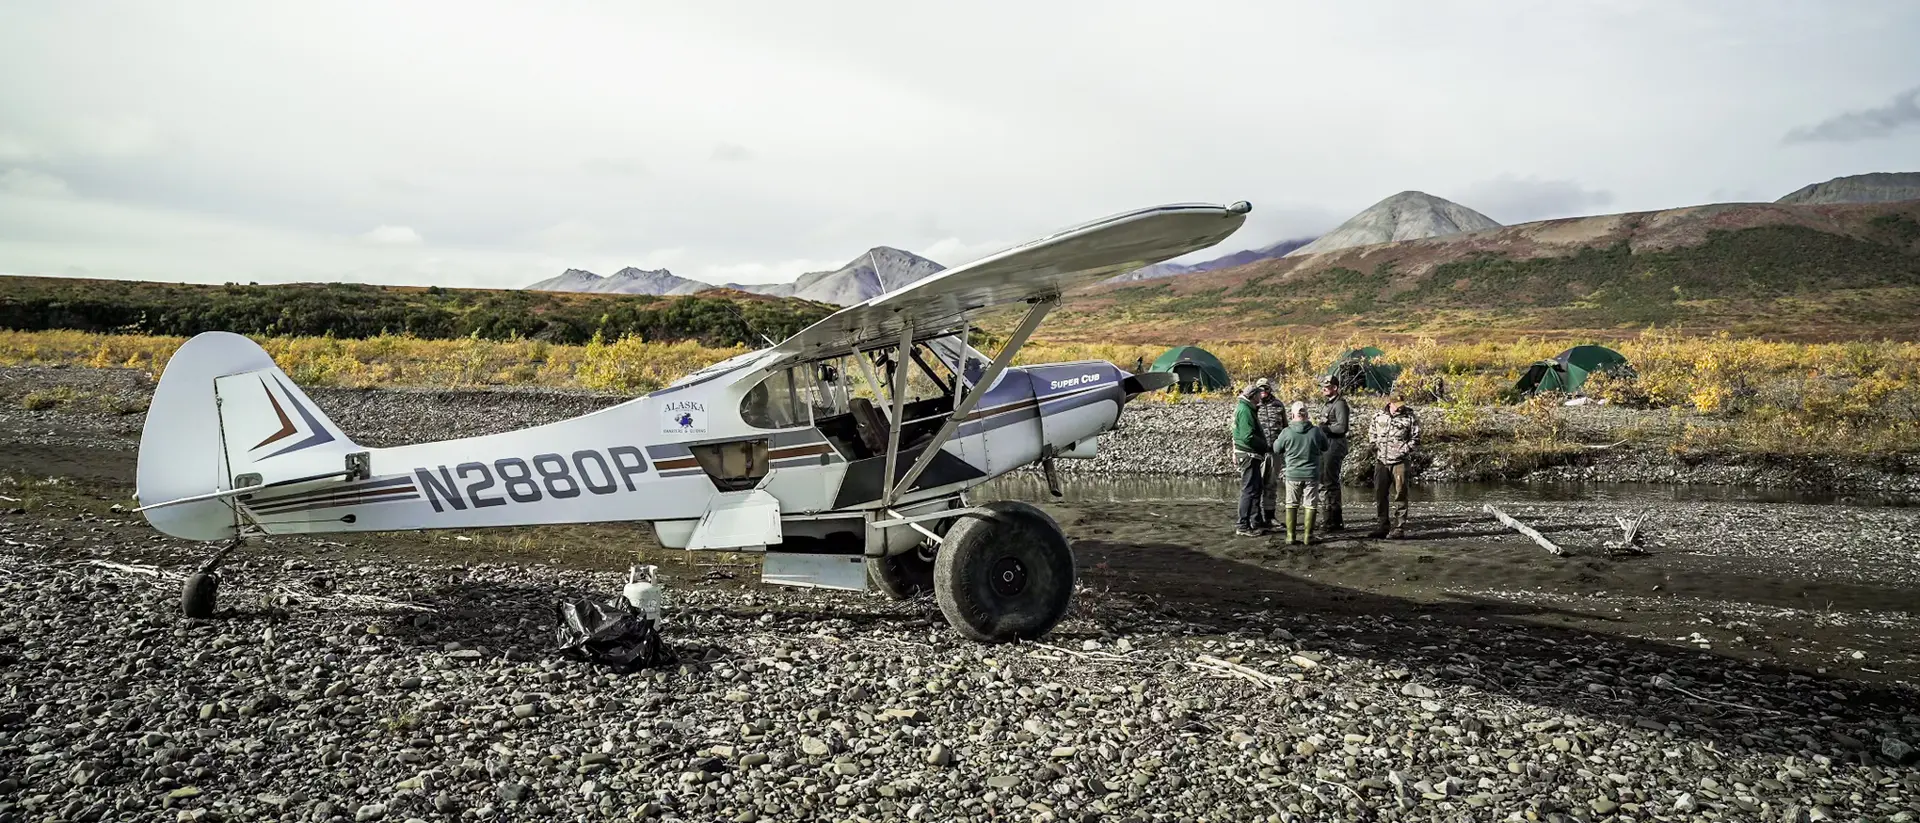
[933,500,1075,643]
[182,572,219,619]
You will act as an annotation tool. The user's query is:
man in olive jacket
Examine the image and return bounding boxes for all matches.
[1317,375,1353,530]
[1231,381,1272,536]
[1273,401,1330,545]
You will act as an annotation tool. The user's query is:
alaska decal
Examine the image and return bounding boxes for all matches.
[662,400,706,434]
[254,374,338,458]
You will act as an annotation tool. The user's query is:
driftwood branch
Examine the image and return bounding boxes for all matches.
[78,560,184,581]
[272,585,438,613]
[1484,504,1565,556]
[1605,512,1650,554]
[1191,654,1290,689]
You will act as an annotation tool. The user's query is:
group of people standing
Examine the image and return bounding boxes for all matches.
[1230,376,1421,542]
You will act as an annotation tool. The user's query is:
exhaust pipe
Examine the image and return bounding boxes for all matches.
[1121,370,1176,399]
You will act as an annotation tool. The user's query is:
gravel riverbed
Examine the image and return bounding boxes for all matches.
[3,544,1918,823]
[3,365,1919,822]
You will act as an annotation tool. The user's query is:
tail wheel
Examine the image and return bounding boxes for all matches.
[933,501,1075,643]
[182,572,219,618]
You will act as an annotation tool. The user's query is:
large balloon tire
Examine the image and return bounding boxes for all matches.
[182,572,219,619]
[868,550,935,600]
[933,501,1076,643]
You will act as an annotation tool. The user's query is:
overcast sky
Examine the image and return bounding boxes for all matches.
[3,0,1918,289]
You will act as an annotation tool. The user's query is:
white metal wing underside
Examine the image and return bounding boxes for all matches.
[764,202,1249,365]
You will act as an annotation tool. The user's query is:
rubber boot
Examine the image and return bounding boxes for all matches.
[1302,508,1315,546]
[1283,507,1297,545]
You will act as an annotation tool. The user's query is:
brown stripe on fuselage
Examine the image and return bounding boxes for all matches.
[246,475,415,508]
[246,485,418,514]
[246,488,420,517]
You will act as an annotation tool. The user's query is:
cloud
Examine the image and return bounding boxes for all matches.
[920,236,1009,266]
[710,142,754,163]
[360,225,423,245]
[529,219,605,253]
[0,168,71,197]
[4,3,1919,292]
[1783,86,1920,144]
[1458,175,1616,223]
[581,157,647,177]
[699,258,847,286]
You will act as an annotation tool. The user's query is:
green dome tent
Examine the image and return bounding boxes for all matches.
[1149,345,1231,392]
[1513,344,1632,397]
[1323,347,1401,395]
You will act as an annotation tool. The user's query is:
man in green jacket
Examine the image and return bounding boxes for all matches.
[1273,400,1330,545]
[1231,381,1272,536]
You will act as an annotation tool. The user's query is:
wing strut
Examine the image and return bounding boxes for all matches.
[882,296,1056,507]
[880,324,914,503]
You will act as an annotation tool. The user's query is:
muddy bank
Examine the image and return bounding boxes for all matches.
[1071,396,1920,496]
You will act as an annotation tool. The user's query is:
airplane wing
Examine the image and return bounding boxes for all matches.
[764,201,1250,364]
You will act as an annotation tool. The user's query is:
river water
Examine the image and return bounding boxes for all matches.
[978,471,1916,508]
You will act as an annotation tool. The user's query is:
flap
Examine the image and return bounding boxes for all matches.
[686,488,783,550]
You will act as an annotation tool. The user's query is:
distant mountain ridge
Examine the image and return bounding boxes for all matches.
[524,247,946,306]
[1104,237,1318,284]
[1286,190,1502,257]
[725,247,946,305]
[1060,198,1920,342]
[1777,172,1920,205]
[526,267,709,296]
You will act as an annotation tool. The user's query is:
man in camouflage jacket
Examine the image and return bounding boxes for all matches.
[1254,380,1289,530]
[1367,394,1420,538]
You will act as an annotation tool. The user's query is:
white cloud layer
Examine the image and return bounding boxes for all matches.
[1,0,1916,290]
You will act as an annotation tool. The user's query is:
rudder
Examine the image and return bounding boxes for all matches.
[137,331,358,541]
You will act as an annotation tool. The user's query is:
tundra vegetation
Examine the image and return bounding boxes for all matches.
[4,328,1917,460]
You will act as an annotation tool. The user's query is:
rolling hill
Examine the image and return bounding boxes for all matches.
[0,276,836,347]
[1039,199,1920,343]
[1777,171,1920,205]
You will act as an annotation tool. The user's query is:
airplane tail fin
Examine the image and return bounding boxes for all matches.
[137,331,360,541]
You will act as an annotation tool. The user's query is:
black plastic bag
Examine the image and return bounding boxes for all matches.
[552,596,678,672]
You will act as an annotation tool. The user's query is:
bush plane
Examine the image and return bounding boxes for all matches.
[134,201,1252,642]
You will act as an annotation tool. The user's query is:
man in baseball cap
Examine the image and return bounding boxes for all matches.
[1317,374,1353,531]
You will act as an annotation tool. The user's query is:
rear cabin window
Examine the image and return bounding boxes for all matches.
[740,366,810,429]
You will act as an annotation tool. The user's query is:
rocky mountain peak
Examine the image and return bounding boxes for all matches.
[1286,191,1502,257]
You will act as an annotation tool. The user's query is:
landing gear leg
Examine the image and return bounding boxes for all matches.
[182,537,243,619]
[934,500,1075,643]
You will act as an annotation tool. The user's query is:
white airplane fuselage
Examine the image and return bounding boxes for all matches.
[228,347,1134,552]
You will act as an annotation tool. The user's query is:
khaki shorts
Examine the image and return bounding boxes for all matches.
[1284,478,1322,508]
